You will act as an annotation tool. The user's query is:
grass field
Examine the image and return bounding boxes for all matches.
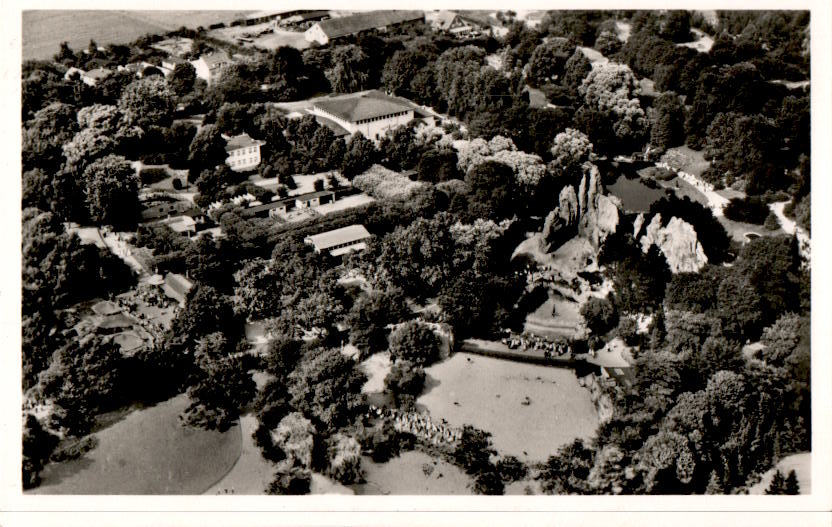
[352,451,472,495]
[418,353,598,462]
[23,10,250,61]
[28,394,242,495]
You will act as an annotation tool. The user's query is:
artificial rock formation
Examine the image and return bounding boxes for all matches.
[577,163,620,248]
[542,184,580,247]
[543,163,621,250]
[639,214,708,273]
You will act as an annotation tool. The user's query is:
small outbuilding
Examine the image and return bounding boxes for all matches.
[304,224,371,256]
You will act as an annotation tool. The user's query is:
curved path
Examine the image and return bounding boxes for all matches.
[203,415,274,495]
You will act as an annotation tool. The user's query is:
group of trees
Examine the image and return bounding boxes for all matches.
[551,226,809,494]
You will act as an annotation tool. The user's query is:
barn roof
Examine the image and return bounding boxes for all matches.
[315,10,423,39]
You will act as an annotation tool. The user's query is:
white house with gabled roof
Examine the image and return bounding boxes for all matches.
[225,133,265,172]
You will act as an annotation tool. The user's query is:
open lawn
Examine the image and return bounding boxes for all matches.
[718,215,782,244]
[208,23,310,51]
[580,46,609,66]
[661,146,710,177]
[418,353,599,462]
[316,193,376,216]
[526,86,549,108]
[23,10,250,61]
[524,297,582,340]
[678,28,714,53]
[352,451,472,495]
[747,452,811,494]
[29,394,242,494]
[360,351,393,395]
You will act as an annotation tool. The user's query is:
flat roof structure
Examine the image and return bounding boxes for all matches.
[305,224,371,254]
[295,190,335,202]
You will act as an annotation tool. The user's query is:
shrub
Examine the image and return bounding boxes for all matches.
[723,197,769,225]
[580,296,619,336]
[496,455,527,483]
[388,321,441,366]
[140,167,169,186]
[616,317,640,346]
[171,177,183,190]
[473,465,505,495]
[267,460,312,495]
[384,360,426,399]
[764,212,781,231]
[49,436,98,462]
[326,433,364,484]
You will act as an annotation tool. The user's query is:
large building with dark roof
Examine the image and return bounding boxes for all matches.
[309,90,417,142]
[304,10,424,45]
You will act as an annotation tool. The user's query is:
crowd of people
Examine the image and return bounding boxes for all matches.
[368,405,461,450]
[501,332,572,360]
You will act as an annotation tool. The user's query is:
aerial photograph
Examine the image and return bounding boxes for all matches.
[18,8,813,499]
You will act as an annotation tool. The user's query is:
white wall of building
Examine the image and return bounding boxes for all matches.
[310,106,415,142]
[353,111,415,141]
[190,59,210,83]
[226,144,262,172]
[305,24,329,44]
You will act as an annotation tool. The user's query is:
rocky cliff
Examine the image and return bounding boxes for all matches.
[543,163,620,250]
[639,214,708,273]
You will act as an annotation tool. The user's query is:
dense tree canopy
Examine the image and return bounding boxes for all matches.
[82,154,140,227]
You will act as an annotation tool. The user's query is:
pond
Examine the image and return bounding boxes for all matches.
[607,175,667,213]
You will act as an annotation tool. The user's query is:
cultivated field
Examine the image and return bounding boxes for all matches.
[418,353,599,462]
[28,394,242,494]
[23,10,251,61]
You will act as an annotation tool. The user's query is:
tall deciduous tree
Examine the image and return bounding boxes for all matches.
[341,133,377,179]
[561,48,593,93]
[182,332,256,431]
[526,37,575,87]
[286,347,366,432]
[22,102,78,171]
[118,77,175,129]
[169,62,197,96]
[649,92,686,152]
[82,154,140,227]
[325,45,371,93]
[188,124,228,176]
